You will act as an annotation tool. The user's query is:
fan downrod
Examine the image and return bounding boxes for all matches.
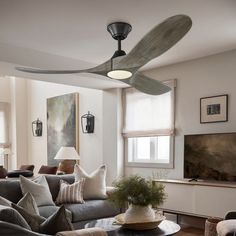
[107,22,132,59]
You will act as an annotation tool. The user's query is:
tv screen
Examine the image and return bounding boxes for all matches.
[184,133,236,181]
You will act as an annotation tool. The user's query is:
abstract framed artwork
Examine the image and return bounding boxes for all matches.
[47,93,79,166]
[200,94,228,123]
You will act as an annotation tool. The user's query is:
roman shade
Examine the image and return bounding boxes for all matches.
[123,79,176,137]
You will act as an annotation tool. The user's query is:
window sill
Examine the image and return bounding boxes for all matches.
[125,161,174,169]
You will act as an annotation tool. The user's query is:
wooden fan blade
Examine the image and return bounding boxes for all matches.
[122,72,171,95]
[15,59,113,75]
[15,67,87,74]
[118,15,192,69]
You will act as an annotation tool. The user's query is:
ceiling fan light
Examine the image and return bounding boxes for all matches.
[107,70,132,80]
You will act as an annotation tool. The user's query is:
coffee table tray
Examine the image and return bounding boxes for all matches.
[114,214,166,230]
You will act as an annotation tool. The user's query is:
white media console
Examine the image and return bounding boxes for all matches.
[154,179,236,218]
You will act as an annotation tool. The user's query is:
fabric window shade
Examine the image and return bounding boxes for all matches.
[123,80,175,137]
[0,102,10,147]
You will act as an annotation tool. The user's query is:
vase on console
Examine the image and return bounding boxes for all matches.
[0,166,7,178]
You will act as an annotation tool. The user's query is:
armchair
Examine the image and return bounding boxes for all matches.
[216,212,236,236]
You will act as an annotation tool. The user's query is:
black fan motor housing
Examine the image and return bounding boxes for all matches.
[107,22,132,40]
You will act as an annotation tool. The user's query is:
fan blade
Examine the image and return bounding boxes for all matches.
[15,59,113,75]
[15,56,126,76]
[15,67,87,74]
[122,72,171,95]
[118,15,192,69]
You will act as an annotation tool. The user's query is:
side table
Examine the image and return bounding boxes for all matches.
[85,218,181,236]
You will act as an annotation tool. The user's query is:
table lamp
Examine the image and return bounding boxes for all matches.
[54,147,80,174]
[2,148,11,170]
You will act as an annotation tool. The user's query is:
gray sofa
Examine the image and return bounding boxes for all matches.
[0,174,120,232]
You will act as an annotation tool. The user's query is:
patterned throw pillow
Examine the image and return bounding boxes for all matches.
[56,179,85,204]
[74,164,107,199]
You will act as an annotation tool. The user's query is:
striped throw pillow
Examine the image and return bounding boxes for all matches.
[56,179,85,204]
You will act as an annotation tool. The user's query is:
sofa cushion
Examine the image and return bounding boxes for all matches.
[74,165,107,200]
[45,175,75,201]
[20,175,55,206]
[12,203,46,232]
[38,205,72,221]
[64,200,120,222]
[0,180,23,203]
[39,205,74,235]
[0,205,31,230]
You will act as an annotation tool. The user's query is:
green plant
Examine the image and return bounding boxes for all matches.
[109,175,167,208]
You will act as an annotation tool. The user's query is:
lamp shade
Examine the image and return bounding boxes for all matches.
[54,147,80,160]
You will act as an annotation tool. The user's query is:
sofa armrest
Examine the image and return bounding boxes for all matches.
[56,227,107,236]
[225,212,236,220]
[0,221,49,236]
[217,220,236,236]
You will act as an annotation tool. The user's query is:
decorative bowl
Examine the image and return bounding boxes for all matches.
[114,213,166,230]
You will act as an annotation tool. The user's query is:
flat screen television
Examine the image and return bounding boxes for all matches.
[184,133,236,182]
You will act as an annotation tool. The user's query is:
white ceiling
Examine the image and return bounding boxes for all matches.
[0,0,236,89]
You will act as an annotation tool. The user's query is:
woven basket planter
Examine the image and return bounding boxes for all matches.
[205,217,222,236]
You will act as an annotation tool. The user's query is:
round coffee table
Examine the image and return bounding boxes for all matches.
[85,218,181,236]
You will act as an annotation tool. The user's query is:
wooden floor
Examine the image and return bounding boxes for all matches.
[165,213,205,236]
[176,226,204,236]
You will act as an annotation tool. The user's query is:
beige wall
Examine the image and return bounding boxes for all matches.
[27,80,103,174]
[0,77,11,102]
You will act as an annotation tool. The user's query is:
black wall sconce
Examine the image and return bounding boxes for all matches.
[32,118,43,137]
[81,111,95,133]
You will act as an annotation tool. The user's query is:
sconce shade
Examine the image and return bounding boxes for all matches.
[81,111,95,133]
[54,147,80,160]
[32,118,43,137]
[2,148,11,155]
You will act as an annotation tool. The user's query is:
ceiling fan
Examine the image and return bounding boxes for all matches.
[16,15,192,95]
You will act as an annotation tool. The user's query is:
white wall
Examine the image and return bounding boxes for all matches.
[10,77,28,169]
[27,79,103,173]
[0,77,11,165]
[0,77,11,102]
[103,89,124,184]
[125,49,236,179]
[0,76,28,169]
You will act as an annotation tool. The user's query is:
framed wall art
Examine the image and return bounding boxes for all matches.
[200,94,228,123]
[47,93,79,166]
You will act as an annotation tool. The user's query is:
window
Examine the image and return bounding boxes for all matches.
[123,80,176,168]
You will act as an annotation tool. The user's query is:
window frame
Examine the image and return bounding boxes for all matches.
[122,79,176,169]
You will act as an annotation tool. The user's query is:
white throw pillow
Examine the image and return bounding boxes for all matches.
[74,165,107,199]
[20,175,55,206]
[56,179,85,204]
